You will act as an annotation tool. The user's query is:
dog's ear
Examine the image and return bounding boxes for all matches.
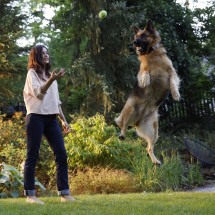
[133,26,140,34]
[146,20,154,32]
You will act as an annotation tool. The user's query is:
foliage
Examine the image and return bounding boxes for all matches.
[0,163,46,198]
[193,5,215,63]
[58,53,112,116]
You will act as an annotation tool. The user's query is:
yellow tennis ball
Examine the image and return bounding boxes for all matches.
[99,10,107,19]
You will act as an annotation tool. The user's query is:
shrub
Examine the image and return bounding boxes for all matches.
[0,113,26,166]
[0,163,24,198]
[64,113,143,169]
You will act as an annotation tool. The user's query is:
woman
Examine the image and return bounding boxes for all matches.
[23,44,75,204]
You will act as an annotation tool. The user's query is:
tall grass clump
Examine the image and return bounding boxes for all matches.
[129,150,204,192]
[70,167,140,194]
[185,158,204,186]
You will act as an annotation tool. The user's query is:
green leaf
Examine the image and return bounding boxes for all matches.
[0,175,9,183]
[1,169,11,177]
[17,179,24,186]
[11,190,20,198]
[3,164,20,174]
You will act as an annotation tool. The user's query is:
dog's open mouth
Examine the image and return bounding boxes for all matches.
[136,47,145,55]
[136,45,151,55]
[136,47,142,53]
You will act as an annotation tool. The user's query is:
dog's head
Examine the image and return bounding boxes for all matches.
[133,20,161,55]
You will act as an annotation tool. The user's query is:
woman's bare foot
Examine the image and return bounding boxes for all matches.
[26,196,44,204]
[61,195,76,202]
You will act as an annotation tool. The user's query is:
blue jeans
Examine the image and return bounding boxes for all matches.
[24,113,70,196]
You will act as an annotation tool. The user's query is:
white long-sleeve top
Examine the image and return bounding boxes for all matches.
[23,68,62,115]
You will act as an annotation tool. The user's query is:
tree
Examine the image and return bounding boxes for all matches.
[194,5,215,63]
[0,0,27,106]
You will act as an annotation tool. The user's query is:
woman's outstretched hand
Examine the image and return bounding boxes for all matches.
[41,68,65,95]
[51,68,65,81]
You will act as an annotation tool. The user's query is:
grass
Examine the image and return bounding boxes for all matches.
[1,192,215,215]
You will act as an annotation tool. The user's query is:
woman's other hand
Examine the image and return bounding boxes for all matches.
[61,121,71,134]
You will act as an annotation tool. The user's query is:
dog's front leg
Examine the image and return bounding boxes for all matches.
[170,70,180,101]
[115,116,127,140]
[137,71,150,88]
[115,100,134,140]
[168,65,180,101]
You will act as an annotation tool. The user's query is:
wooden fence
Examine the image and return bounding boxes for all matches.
[0,92,214,125]
[159,91,215,123]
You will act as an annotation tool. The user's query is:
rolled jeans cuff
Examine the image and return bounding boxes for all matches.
[58,189,70,196]
[24,190,36,196]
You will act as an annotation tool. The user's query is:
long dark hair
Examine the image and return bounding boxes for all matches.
[27,44,51,79]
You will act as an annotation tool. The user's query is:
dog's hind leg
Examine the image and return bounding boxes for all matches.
[136,112,161,164]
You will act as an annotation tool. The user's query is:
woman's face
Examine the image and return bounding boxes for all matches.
[42,47,49,64]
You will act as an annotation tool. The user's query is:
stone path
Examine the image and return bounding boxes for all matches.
[191,183,215,192]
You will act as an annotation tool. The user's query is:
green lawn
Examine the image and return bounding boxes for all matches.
[0,192,215,215]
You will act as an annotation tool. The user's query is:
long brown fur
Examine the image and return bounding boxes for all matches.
[115,20,180,164]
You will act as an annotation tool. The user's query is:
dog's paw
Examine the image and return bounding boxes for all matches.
[114,117,122,128]
[152,158,161,165]
[118,134,125,140]
[155,160,161,165]
[138,72,150,88]
[172,90,180,101]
